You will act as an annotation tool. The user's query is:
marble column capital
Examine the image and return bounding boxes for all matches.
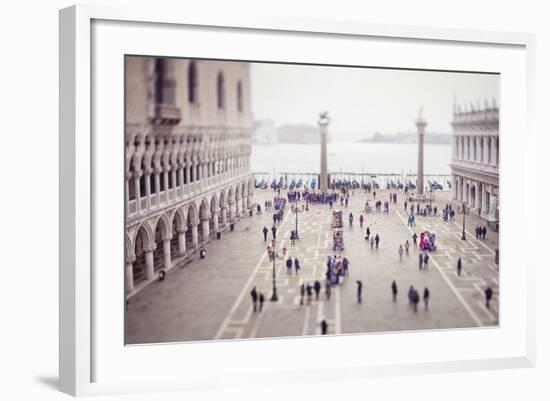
[143,245,156,253]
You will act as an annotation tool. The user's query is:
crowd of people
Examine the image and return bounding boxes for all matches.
[247,186,496,335]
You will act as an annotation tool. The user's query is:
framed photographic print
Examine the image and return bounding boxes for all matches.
[59,4,536,397]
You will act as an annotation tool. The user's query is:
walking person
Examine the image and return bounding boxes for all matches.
[258,292,265,312]
[423,252,430,270]
[359,214,364,228]
[271,225,277,240]
[342,257,349,276]
[418,253,423,270]
[356,280,363,303]
[485,286,493,308]
[290,230,296,246]
[250,286,258,312]
[294,257,300,274]
[423,287,430,310]
[405,240,410,256]
[262,226,268,242]
[408,285,414,305]
[306,283,313,304]
[321,319,328,335]
[370,236,375,250]
[366,226,371,240]
[412,232,418,246]
[300,283,305,305]
[325,281,331,300]
[314,280,321,300]
[482,226,487,239]
[412,289,420,313]
[375,234,380,249]
[286,257,293,275]
[398,244,404,261]
[457,257,462,276]
[391,280,398,302]
[349,212,354,227]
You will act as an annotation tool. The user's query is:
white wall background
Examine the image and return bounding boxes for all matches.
[0,0,547,400]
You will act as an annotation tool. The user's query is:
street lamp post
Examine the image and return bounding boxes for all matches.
[270,249,278,302]
[461,202,467,240]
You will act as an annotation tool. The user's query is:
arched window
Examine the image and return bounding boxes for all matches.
[217,72,225,110]
[188,61,198,104]
[237,80,243,112]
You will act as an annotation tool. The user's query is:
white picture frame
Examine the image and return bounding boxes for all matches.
[59,4,536,397]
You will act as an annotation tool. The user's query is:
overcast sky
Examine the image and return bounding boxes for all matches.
[250,63,499,142]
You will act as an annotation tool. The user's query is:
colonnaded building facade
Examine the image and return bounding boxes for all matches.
[125,57,254,297]
[450,101,499,230]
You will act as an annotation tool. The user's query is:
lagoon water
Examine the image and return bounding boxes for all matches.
[251,142,452,177]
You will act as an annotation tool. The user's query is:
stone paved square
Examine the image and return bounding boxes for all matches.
[126,188,499,344]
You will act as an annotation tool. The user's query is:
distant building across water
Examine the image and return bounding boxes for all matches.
[358,132,452,145]
[252,120,330,144]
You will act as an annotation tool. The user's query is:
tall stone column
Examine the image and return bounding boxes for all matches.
[241,194,246,215]
[212,212,219,233]
[235,198,241,218]
[191,223,199,250]
[125,256,135,293]
[144,246,155,280]
[415,109,427,196]
[318,112,330,193]
[201,217,210,243]
[162,238,172,270]
[220,207,227,227]
[177,226,187,256]
[228,202,234,223]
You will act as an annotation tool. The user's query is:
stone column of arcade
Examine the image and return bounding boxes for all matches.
[220,206,227,227]
[144,245,156,280]
[177,226,187,257]
[191,223,199,250]
[162,236,172,270]
[212,210,219,233]
[125,255,135,293]
[201,214,210,244]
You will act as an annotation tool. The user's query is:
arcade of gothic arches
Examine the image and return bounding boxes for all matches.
[125,178,254,294]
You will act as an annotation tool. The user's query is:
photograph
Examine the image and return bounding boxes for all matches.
[124,56,500,345]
